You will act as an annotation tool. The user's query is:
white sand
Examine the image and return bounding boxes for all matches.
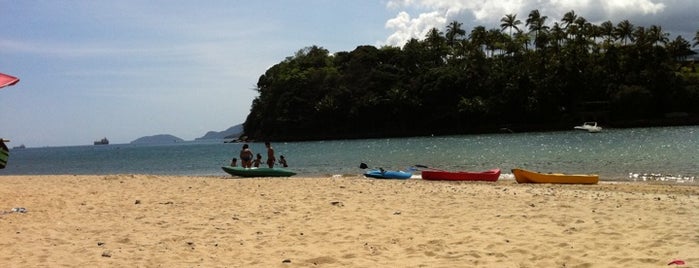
[1,175,698,267]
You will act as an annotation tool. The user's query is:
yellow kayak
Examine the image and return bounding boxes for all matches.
[512,168,599,184]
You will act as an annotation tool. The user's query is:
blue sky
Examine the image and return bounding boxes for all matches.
[1,0,696,147]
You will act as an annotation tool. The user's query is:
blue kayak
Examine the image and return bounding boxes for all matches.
[364,169,412,179]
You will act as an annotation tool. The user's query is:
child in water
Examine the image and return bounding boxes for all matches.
[230,158,238,167]
[253,153,262,168]
[279,155,288,167]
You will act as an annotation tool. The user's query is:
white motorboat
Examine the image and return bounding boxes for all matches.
[574,122,602,133]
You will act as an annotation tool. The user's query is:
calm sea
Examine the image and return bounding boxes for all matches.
[2,126,698,183]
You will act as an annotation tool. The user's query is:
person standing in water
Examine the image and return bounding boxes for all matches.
[239,144,253,168]
[265,142,276,168]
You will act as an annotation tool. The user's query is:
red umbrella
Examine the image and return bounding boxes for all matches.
[0,72,20,89]
[1,72,18,168]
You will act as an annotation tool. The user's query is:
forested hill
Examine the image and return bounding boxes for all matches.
[243,10,699,141]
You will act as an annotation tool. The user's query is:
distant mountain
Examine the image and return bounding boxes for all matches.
[131,134,184,144]
[196,124,243,140]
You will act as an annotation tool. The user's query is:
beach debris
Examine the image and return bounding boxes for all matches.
[97,242,105,246]
[1,207,28,214]
[393,211,401,215]
[11,207,27,213]
[101,251,112,258]
[629,172,695,183]
[668,259,685,265]
[282,259,291,263]
[330,201,344,207]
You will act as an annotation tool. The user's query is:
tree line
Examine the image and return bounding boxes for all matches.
[243,10,699,141]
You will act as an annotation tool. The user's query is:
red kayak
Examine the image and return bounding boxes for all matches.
[421,169,501,181]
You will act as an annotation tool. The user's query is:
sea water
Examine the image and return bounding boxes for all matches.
[2,126,698,183]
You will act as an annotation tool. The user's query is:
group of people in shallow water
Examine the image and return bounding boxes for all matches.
[230,142,288,168]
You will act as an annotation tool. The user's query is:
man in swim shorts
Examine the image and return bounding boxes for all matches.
[265,142,276,168]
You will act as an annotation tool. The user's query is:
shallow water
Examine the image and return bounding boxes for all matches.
[3,126,698,183]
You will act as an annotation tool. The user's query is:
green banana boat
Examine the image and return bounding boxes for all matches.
[0,140,9,169]
[221,166,296,177]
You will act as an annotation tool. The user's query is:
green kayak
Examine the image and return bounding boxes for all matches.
[221,166,296,177]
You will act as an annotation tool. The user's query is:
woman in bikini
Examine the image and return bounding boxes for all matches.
[239,144,254,168]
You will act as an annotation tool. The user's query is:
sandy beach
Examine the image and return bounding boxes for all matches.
[1,175,698,267]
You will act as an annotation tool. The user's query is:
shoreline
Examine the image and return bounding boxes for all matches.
[1,175,698,267]
[3,172,696,185]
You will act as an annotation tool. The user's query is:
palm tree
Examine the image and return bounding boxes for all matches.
[667,35,693,59]
[514,30,530,51]
[424,27,447,66]
[549,22,565,50]
[633,26,649,48]
[425,28,445,48]
[615,20,634,45]
[694,29,699,47]
[599,21,615,47]
[445,20,466,48]
[574,17,588,32]
[648,25,669,46]
[561,10,577,29]
[485,28,506,56]
[526,9,549,50]
[500,14,521,37]
[573,16,595,48]
[588,24,602,52]
[469,25,488,55]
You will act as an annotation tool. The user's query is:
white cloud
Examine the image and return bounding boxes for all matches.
[384,0,690,46]
[602,0,665,14]
[385,11,447,45]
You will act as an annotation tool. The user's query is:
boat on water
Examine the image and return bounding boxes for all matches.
[422,168,501,181]
[94,137,109,145]
[512,168,599,184]
[574,122,602,133]
[221,166,296,177]
[364,169,412,179]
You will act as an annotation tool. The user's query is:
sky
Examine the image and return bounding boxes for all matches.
[1,0,697,147]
